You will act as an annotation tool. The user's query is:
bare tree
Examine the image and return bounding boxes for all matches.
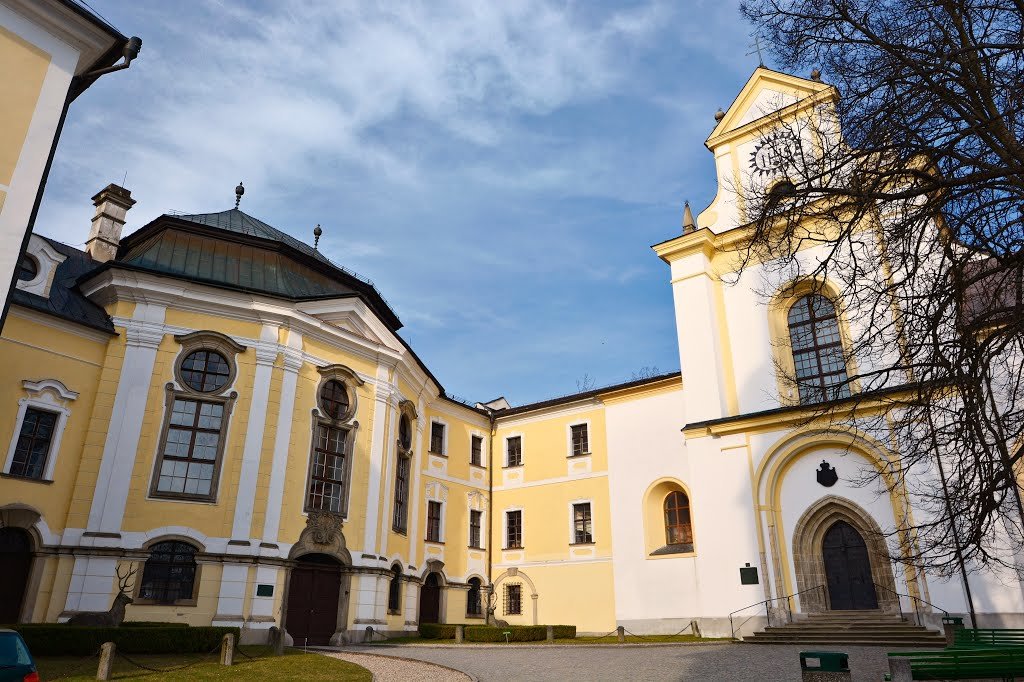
[576,373,596,393]
[734,0,1024,582]
[631,366,662,381]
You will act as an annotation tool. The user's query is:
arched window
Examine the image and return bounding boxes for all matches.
[139,541,198,604]
[307,381,352,513]
[466,577,483,616]
[387,564,402,613]
[664,491,692,546]
[787,294,851,403]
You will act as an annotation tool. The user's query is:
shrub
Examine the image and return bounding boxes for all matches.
[464,625,575,642]
[12,625,239,656]
[418,623,457,639]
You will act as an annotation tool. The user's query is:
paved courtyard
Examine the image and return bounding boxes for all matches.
[343,642,907,681]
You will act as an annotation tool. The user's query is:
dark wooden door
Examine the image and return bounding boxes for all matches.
[419,573,441,624]
[286,554,341,646]
[0,528,31,623]
[823,521,878,610]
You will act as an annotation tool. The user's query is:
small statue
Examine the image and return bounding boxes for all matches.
[66,564,136,626]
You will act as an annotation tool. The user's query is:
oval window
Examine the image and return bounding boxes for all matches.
[180,350,231,393]
[17,254,38,282]
[399,414,412,450]
[320,379,350,420]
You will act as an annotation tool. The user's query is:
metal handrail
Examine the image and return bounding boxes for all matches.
[728,584,826,639]
[873,582,948,626]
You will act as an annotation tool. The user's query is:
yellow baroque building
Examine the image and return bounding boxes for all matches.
[2,68,1021,644]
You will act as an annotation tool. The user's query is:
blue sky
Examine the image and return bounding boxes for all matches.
[39,0,762,405]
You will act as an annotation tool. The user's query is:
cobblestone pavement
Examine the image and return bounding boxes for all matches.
[319,650,473,681]
[344,642,909,681]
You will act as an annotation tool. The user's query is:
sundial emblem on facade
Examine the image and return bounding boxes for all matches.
[749,127,801,178]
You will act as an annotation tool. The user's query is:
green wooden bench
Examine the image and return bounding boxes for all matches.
[954,628,1024,648]
[884,648,1024,681]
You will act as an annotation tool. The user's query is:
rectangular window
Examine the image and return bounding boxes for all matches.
[505,510,522,549]
[430,422,445,454]
[154,398,226,499]
[392,454,410,533]
[306,424,348,512]
[470,435,483,466]
[469,510,482,548]
[426,500,442,542]
[573,502,593,544]
[10,407,58,479]
[504,583,522,615]
[506,436,522,467]
[570,424,589,456]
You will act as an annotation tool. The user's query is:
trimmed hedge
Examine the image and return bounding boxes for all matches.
[123,621,191,628]
[418,623,457,639]
[465,625,575,642]
[12,625,239,656]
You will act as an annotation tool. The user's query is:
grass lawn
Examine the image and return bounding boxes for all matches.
[34,646,370,681]
[368,634,725,645]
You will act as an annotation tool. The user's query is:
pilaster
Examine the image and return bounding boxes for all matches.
[362,365,395,557]
[262,330,303,544]
[86,303,166,535]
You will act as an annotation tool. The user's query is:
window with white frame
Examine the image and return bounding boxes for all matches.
[429,421,446,455]
[506,436,522,467]
[470,434,483,466]
[426,500,443,542]
[4,379,77,482]
[505,509,523,549]
[469,509,482,549]
[569,423,590,456]
[572,502,593,544]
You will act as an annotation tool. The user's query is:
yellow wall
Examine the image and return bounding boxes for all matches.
[0,26,50,186]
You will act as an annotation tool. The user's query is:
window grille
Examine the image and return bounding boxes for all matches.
[426,500,442,542]
[392,454,410,532]
[155,399,224,497]
[506,436,522,467]
[469,510,482,548]
[573,502,593,544]
[504,583,522,615]
[430,422,445,454]
[10,408,57,479]
[787,294,851,403]
[570,424,589,456]
[388,564,402,612]
[139,541,197,604]
[505,510,523,549]
[664,491,693,545]
[470,435,483,466]
[467,578,483,616]
[306,424,347,512]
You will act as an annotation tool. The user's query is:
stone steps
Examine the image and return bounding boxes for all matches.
[744,611,946,647]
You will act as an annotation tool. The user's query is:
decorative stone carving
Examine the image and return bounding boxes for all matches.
[307,511,344,545]
[816,460,838,487]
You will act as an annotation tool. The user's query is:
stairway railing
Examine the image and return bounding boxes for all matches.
[728,584,826,640]
[873,582,948,627]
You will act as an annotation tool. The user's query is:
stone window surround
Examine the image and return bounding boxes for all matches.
[148,332,244,504]
[132,538,204,607]
[566,420,592,458]
[14,234,66,299]
[428,417,448,456]
[3,380,78,483]
[302,365,364,517]
[504,432,524,468]
[568,498,595,546]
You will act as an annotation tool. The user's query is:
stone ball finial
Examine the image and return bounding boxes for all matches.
[811,68,822,82]
[313,223,322,249]
[714,108,725,122]
[234,182,244,209]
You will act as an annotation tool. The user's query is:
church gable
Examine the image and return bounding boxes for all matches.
[707,67,831,146]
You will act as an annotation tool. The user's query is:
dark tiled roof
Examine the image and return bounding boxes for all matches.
[172,209,334,267]
[10,237,113,333]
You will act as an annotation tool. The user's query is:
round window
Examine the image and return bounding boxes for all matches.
[180,349,231,392]
[320,380,350,420]
[16,254,38,282]
[399,414,412,450]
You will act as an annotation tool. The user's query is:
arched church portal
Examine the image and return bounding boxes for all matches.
[791,496,898,613]
[419,573,443,624]
[285,553,344,646]
[0,527,32,623]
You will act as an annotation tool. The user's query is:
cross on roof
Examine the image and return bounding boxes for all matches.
[747,31,766,67]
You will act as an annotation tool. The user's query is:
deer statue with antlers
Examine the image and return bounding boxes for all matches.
[66,564,137,626]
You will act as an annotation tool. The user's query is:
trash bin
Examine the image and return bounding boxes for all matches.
[942,615,965,646]
[800,651,851,681]
[941,616,964,629]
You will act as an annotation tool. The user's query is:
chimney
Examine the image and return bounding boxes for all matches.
[86,184,135,262]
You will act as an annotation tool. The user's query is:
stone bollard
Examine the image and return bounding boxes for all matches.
[616,626,625,643]
[220,633,234,666]
[96,641,115,681]
[365,626,374,643]
[270,626,284,656]
[455,625,464,644]
[887,657,912,682]
[546,625,554,642]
